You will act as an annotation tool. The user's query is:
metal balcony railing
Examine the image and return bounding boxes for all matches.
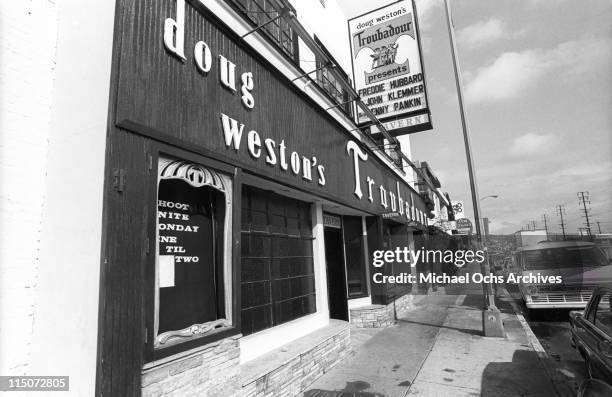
[228,0,298,61]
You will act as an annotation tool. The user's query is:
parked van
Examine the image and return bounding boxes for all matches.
[512,241,612,310]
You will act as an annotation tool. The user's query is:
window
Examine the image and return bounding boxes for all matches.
[523,246,608,270]
[314,36,354,118]
[343,216,368,298]
[593,292,612,335]
[229,0,298,62]
[241,186,316,335]
[154,156,233,349]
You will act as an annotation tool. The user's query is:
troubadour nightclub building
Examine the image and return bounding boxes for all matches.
[0,0,446,396]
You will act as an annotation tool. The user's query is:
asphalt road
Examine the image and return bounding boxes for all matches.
[505,283,588,396]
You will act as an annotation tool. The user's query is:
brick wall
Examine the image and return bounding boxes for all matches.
[0,0,58,376]
[241,326,350,397]
[350,294,416,328]
[142,335,241,397]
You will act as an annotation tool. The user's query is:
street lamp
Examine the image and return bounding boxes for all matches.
[480,195,499,234]
[444,0,505,337]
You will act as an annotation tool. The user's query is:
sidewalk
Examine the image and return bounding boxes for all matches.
[302,292,559,397]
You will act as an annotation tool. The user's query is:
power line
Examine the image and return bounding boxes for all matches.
[556,204,567,239]
[542,214,549,234]
[577,191,592,236]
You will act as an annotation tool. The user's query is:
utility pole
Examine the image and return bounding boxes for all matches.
[556,204,567,239]
[444,0,504,337]
[577,192,592,236]
[542,214,549,234]
[597,221,602,234]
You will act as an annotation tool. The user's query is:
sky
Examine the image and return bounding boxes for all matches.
[337,0,612,235]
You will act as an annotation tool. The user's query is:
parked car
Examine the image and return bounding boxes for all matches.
[512,241,612,311]
[577,378,612,397]
[570,284,612,383]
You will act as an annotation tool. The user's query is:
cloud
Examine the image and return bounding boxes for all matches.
[509,133,555,156]
[464,50,545,103]
[415,0,441,24]
[457,18,506,49]
[527,0,570,5]
[464,37,611,104]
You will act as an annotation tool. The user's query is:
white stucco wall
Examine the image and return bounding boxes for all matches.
[26,0,116,395]
[0,0,58,377]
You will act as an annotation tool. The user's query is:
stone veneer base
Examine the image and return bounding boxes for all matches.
[241,320,350,397]
[140,320,351,397]
[141,335,241,397]
[349,293,418,328]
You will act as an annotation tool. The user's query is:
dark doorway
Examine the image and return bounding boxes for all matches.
[324,226,349,321]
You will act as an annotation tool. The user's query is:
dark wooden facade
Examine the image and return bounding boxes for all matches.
[96,0,428,395]
[113,0,427,216]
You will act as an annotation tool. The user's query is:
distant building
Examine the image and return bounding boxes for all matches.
[413,161,454,235]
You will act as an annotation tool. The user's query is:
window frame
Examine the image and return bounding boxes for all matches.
[592,291,612,335]
[313,35,355,119]
[225,0,300,64]
[240,185,317,336]
[342,215,369,299]
[144,143,242,362]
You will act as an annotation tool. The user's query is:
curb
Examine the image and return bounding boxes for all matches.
[499,287,548,357]
[498,286,562,397]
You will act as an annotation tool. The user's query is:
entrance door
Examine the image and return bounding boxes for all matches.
[324,227,349,321]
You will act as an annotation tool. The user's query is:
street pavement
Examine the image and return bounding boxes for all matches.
[504,283,588,396]
[302,263,563,397]
[303,294,462,397]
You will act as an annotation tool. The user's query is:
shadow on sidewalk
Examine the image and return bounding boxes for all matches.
[304,380,385,397]
[396,318,482,336]
[481,350,554,396]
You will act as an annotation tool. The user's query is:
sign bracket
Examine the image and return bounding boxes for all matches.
[291,62,334,82]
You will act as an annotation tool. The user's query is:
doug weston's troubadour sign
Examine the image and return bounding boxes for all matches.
[348,0,432,136]
[113,0,429,222]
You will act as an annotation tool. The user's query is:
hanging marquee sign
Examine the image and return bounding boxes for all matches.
[348,0,433,136]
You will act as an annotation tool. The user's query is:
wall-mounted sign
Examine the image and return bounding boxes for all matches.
[456,218,472,235]
[348,0,432,136]
[323,214,342,229]
[382,211,401,219]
